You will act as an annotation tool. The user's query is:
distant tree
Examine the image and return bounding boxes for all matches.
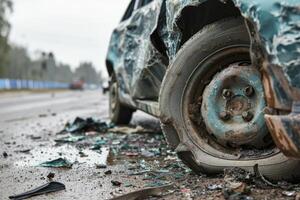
[3,46,75,83]
[75,62,101,84]
[56,63,73,83]
[3,44,32,79]
[0,0,13,75]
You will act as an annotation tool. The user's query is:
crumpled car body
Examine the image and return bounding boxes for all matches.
[106,0,300,158]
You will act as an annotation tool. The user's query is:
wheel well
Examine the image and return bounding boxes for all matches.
[176,0,242,48]
[106,59,114,77]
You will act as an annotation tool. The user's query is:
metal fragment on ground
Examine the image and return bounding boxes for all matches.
[110,184,173,200]
[54,135,85,143]
[253,164,278,188]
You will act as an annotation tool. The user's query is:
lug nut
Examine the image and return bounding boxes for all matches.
[222,89,233,99]
[244,86,254,97]
[220,111,231,121]
[242,111,253,122]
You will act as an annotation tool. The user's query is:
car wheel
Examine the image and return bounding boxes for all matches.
[159,17,300,181]
[109,74,134,125]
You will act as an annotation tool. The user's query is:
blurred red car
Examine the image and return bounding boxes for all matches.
[69,79,84,90]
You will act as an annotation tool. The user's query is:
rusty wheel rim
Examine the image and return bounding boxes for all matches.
[182,46,277,160]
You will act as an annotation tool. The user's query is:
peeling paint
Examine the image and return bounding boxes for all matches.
[265,102,300,158]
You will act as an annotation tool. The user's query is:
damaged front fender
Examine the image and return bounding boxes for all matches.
[232,0,300,110]
[234,0,300,158]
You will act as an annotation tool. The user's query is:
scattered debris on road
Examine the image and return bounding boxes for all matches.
[108,125,152,134]
[38,114,48,118]
[58,117,109,134]
[4,115,300,199]
[253,164,278,188]
[14,149,31,154]
[54,135,85,143]
[9,181,65,200]
[110,184,174,200]
[29,135,41,140]
[3,151,8,158]
[47,172,55,180]
[111,180,122,187]
[282,190,296,197]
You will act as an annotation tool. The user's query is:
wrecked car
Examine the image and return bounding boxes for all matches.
[106,0,300,181]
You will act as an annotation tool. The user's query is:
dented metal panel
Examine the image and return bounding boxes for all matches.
[233,0,300,90]
[107,0,300,104]
[230,0,300,113]
[265,102,300,158]
[106,1,166,101]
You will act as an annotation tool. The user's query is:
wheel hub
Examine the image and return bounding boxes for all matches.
[201,62,268,148]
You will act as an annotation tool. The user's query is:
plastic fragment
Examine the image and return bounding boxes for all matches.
[282,191,296,197]
[9,182,65,200]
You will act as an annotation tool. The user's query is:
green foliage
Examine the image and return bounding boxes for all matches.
[0,0,13,74]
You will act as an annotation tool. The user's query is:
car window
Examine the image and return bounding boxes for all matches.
[121,0,136,22]
[138,0,153,8]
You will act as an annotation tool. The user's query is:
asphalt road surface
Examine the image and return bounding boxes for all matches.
[0,90,299,200]
[0,90,168,200]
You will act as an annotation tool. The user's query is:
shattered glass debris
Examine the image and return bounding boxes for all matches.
[6,116,300,199]
[59,117,109,134]
[39,158,73,168]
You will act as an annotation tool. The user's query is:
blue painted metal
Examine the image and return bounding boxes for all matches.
[106,0,300,105]
[233,0,300,89]
[201,63,268,147]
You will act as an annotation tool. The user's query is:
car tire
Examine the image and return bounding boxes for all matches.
[109,74,134,125]
[159,17,300,181]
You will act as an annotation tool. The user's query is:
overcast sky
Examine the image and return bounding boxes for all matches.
[9,0,130,74]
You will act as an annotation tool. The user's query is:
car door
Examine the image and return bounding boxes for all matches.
[123,0,166,100]
[107,0,165,102]
[106,0,139,102]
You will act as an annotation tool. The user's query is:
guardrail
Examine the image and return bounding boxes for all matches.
[0,79,69,89]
